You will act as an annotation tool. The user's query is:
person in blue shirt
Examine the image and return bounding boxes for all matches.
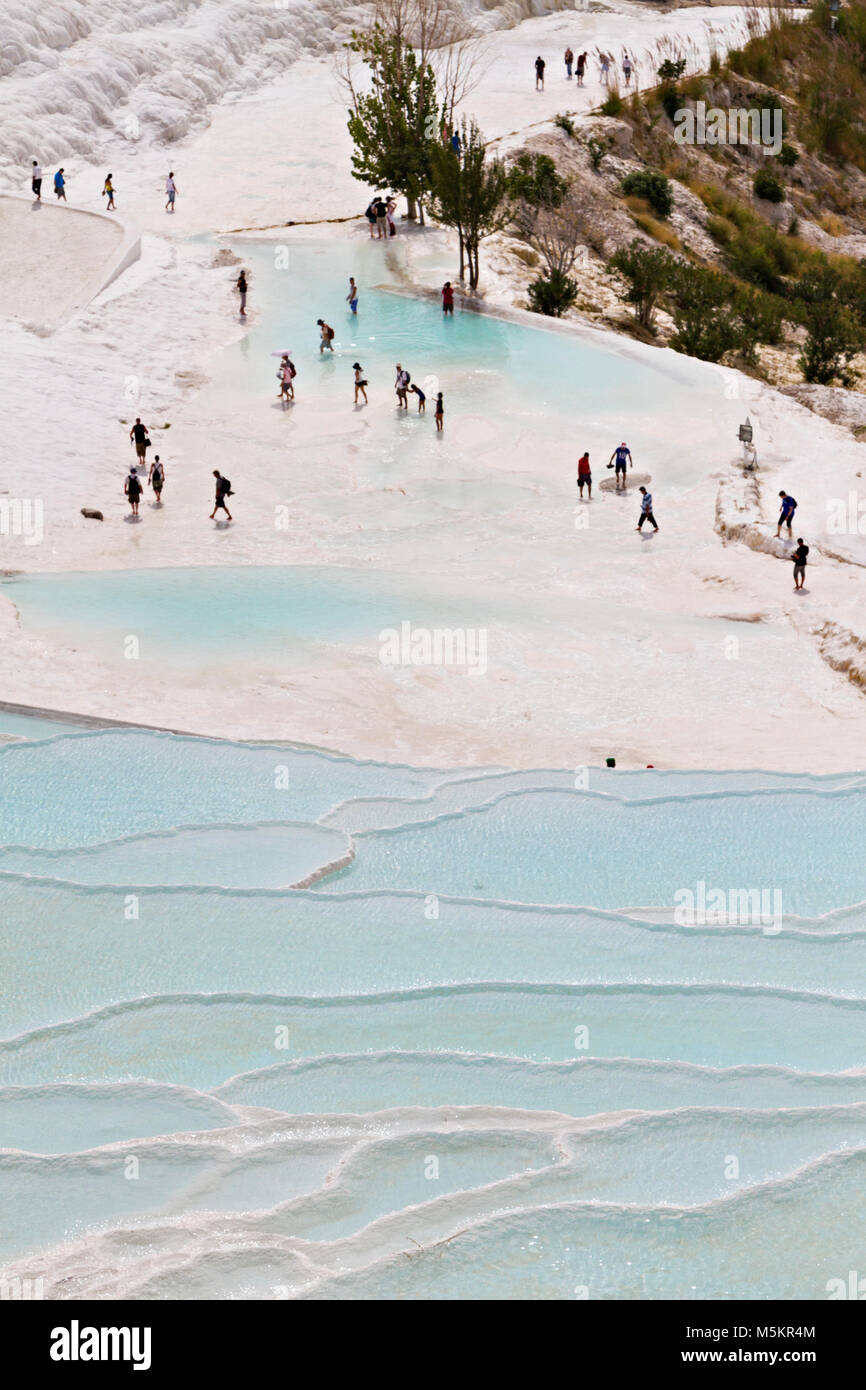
[776,490,797,538]
[608,441,632,490]
[54,167,67,202]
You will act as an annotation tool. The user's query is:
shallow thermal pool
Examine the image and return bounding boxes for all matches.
[0,724,864,1300]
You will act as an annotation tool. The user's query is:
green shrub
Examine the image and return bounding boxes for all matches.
[600,91,623,117]
[527,268,579,317]
[587,136,606,171]
[753,168,785,203]
[660,87,681,122]
[779,142,799,168]
[506,153,567,209]
[657,58,687,83]
[610,240,677,328]
[554,113,575,138]
[621,170,674,218]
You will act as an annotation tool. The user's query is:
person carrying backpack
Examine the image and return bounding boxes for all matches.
[210,470,233,522]
[317,318,335,353]
[148,455,165,503]
[125,468,142,517]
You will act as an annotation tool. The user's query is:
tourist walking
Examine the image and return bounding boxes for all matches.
[346,276,359,314]
[608,440,632,490]
[386,198,397,237]
[395,363,410,409]
[165,172,177,213]
[776,490,797,537]
[353,361,368,405]
[125,467,142,517]
[435,391,444,431]
[278,355,296,400]
[409,382,426,413]
[442,281,455,315]
[102,174,116,210]
[317,318,335,352]
[565,47,574,79]
[576,52,586,86]
[236,269,248,317]
[129,418,150,466]
[577,450,592,499]
[636,485,658,532]
[54,168,67,202]
[622,53,633,87]
[535,55,546,90]
[600,54,610,84]
[792,537,809,590]
[149,455,165,503]
[31,160,42,200]
[210,470,233,522]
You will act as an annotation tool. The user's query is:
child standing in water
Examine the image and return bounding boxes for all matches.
[435,392,444,431]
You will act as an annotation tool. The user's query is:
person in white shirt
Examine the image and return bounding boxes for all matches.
[165,172,177,213]
[31,161,42,200]
[394,363,410,409]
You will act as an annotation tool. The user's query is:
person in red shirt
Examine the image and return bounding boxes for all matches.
[441,281,454,315]
[577,451,592,499]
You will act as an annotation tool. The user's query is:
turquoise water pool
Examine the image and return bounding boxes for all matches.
[0,725,864,1299]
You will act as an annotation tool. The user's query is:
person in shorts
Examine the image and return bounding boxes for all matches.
[129,418,150,464]
[236,270,248,317]
[608,441,632,490]
[210,470,233,522]
[353,362,368,406]
[792,538,809,590]
[395,363,410,409]
[776,490,797,538]
[125,468,142,517]
[165,172,177,212]
[577,451,592,498]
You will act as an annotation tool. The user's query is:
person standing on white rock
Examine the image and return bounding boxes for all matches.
[165,172,177,213]
[31,160,42,200]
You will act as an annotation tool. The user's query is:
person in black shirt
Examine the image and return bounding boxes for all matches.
[535,56,546,90]
[792,538,809,591]
[210,470,233,522]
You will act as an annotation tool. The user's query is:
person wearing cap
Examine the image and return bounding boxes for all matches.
[608,440,632,491]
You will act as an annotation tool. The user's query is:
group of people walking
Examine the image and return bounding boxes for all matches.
[28,159,178,213]
[123,419,232,522]
[542,48,636,87]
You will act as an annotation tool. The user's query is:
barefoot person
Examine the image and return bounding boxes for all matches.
[278,354,295,401]
[435,391,444,432]
[53,167,67,202]
[125,467,142,517]
[442,281,455,316]
[148,454,165,503]
[346,276,359,314]
[317,318,335,353]
[236,269,248,317]
[210,470,233,522]
[577,450,592,499]
[165,171,177,212]
[608,440,632,490]
[129,418,150,466]
[576,51,586,86]
[102,173,116,210]
[395,363,410,409]
[636,485,659,532]
[792,537,809,590]
[776,490,797,538]
[409,382,426,413]
[353,361,368,405]
[564,47,574,79]
[31,160,42,200]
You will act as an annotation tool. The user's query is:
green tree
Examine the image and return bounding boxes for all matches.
[621,169,674,218]
[345,24,439,223]
[506,153,567,211]
[797,266,863,384]
[670,265,740,362]
[430,118,507,289]
[610,241,677,329]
